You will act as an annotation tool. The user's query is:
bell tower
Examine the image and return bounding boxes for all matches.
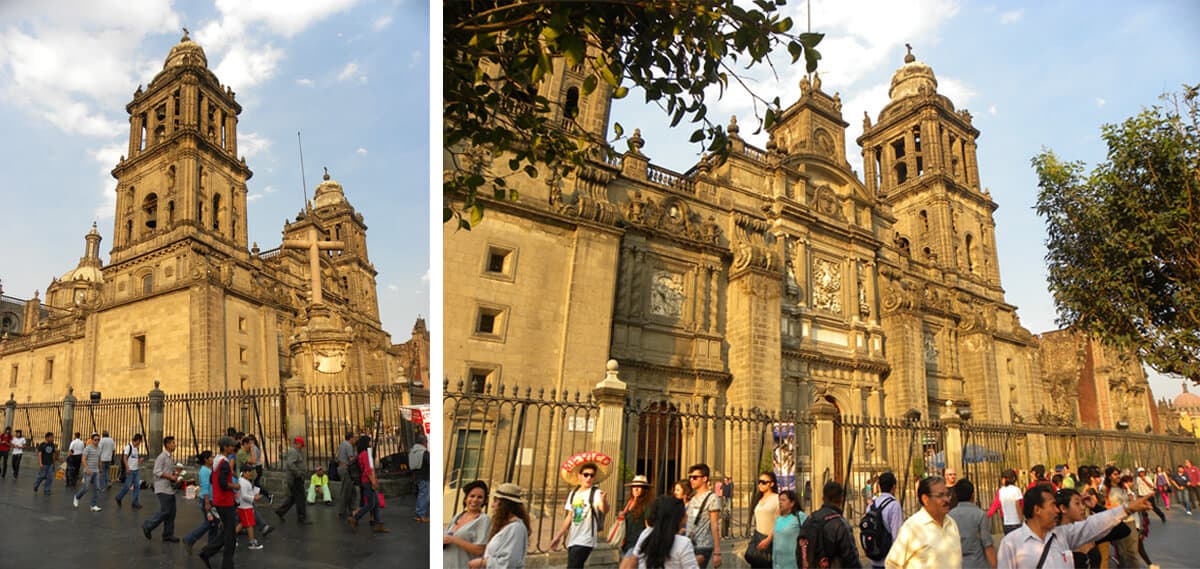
[108,29,253,265]
[857,46,1001,288]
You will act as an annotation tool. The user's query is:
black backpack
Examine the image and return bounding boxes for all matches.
[858,496,895,562]
[801,510,844,569]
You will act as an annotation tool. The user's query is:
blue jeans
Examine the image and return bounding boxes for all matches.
[353,485,381,526]
[75,472,104,507]
[115,469,140,505]
[143,493,177,538]
[33,463,53,494]
[416,479,429,518]
[99,460,111,489]
[184,499,220,547]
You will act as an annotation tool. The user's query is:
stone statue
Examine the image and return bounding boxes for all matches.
[812,72,822,91]
[799,74,811,95]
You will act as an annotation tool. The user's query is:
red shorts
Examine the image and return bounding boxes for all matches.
[237,508,255,528]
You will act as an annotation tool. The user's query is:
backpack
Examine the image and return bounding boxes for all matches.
[348,452,363,483]
[116,445,130,483]
[801,510,844,569]
[568,486,603,538]
[859,496,895,562]
[408,444,426,471]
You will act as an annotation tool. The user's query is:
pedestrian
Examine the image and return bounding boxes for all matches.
[945,467,959,489]
[9,429,25,479]
[619,495,698,569]
[235,463,264,550]
[946,478,996,569]
[348,435,390,533]
[336,431,360,519]
[1056,465,1077,490]
[1171,464,1193,514]
[72,433,103,511]
[411,433,430,522]
[184,451,220,556]
[1134,467,1166,523]
[683,463,722,569]
[115,433,144,509]
[273,436,311,525]
[721,476,734,539]
[1028,464,1054,490]
[307,466,332,505]
[746,471,778,568]
[142,435,182,543]
[885,475,961,569]
[247,435,271,504]
[550,458,611,568]
[32,431,57,496]
[771,490,806,569]
[468,482,530,569]
[996,484,1154,569]
[1185,459,1200,515]
[988,469,1023,534]
[98,430,115,489]
[798,481,860,569]
[444,480,492,569]
[1102,466,1140,568]
[66,432,83,487]
[199,437,242,569]
[673,479,693,508]
[0,426,10,478]
[618,476,654,556]
[1154,466,1170,510]
[863,471,903,568]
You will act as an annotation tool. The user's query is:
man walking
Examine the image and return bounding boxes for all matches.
[1172,464,1193,515]
[32,432,57,496]
[1185,459,1200,514]
[997,485,1154,569]
[885,476,961,569]
[73,433,104,511]
[66,432,84,487]
[143,436,182,543]
[336,431,359,518]
[550,459,610,568]
[947,479,996,569]
[274,436,311,525]
[199,437,242,569]
[247,435,272,503]
[115,433,144,509]
[410,433,430,522]
[98,430,116,490]
[866,471,903,569]
[10,429,25,479]
[685,463,722,568]
[800,481,861,568]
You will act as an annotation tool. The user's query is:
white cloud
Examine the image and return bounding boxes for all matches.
[89,142,125,219]
[211,42,284,89]
[386,283,400,292]
[999,9,1024,24]
[938,76,977,107]
[409,50,422,69]
[1096,98,1106,107]
[239,132,272,159]
[264,185,278,193]
[337,62,366,83]
[372,15,393,31]
[246,193,264,202]
[421,269,430,283]
[356,147,368,156]
[296,78,314,87]
[988,104,998,115]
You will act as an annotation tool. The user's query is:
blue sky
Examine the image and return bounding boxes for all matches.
[0,0,429,344]
[608,0,1200,403]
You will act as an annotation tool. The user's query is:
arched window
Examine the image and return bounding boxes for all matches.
[142,274,153,295]
[211,194,222,232]
[564,86,580,120]
[965,234,975,273]
[919,210,929,233]
[895,162,908,184]
[167,201,175,225]
[142,193,158,231]
[125,220,133,243]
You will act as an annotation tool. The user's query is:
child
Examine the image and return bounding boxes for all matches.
[236,462,264,550]
[307,466,333,505]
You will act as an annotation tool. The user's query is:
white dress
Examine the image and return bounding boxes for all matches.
[484,519,528,569]
[445,511,491,569]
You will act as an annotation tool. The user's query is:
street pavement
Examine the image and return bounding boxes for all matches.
[1142,500,1200,569]
[0,473,426,568]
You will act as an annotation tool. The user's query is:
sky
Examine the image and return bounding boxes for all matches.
[0,0,430,344]
[608,0,1200,404]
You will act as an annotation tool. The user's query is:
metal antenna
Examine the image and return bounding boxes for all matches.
[297,131,310,213]
[807,0,812,32]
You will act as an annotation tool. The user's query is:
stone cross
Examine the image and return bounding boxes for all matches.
[282,226,345,306]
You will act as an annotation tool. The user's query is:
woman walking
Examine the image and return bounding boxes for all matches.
[468,483,530,569]
[444,480,491,569]
[1154,466,1171,510]
[348,435,390,534]
[746,471,779,568]
[619,476,655,555]
[620,495,699,569]
[770,490,805,569]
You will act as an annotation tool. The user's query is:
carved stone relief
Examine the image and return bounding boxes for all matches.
[923,329,939,366]
[812,259,842,314]
[650,270,686,318]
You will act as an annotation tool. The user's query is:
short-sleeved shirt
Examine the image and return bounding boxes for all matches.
[358,450,374,484]
[198,465,213,500]
[565,485,604,548]
[336,440,356,467]
[98,437,115,461]
[68,438,84,456]
[484,519,528,569]
[153,450,176,495]
[753,493,779,534]
[11,436,25,455]
[773,513,804,568]
[685,490,722,549]
[124,443,141,471]
[1187,465,1200,485]
[628,527,700,569]
[1173,472,1190,487]
[885,507,962,569]
[81,444,101,473]
[236,449,254,479]
[0,433,10,452]
[998,485,1023,526]
[445,511,492,569]
[948,501,993,569]
[36,441,56,465]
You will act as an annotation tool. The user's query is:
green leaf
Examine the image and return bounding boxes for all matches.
[469,204,484,227]
[442,207,453,223]
[613,122,624,138]
[613,86,629,99]
[582,75,597,95]
[689,128,706,143]
[560,34,585,69]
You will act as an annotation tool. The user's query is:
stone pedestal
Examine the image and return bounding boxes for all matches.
[811,399,838,487]
[288,304,355,388]
[284,376,307,441]
[591,360,628,503]
[62,389,77,446]
[148,381,165,457]
[940,402,963,473]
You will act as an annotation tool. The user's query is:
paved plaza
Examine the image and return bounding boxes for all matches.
[0,474,425,568]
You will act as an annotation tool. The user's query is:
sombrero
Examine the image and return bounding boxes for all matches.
[494,482,527,504]
[625,475,651,488]
[560,451,614,485]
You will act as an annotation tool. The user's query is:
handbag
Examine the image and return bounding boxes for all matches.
[327,459,341,481]
[606,512,626,547]
[743,530,773,567]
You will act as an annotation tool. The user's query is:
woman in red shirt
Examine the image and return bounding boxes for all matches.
[348,435,389,533]
[0,427,11,478]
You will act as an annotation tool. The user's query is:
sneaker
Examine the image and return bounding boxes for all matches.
[198,552,212,569]
[372,525,390,534]
[261,525,274,537]
[163,536,180,543]
[91,505,102,512]
[347,517,358,531]
[185,540,194,555]
[143,527,152,541]
[115,497,122,508]
[248,541,263,550]
[131,503,142,509]
[74,496,80,508]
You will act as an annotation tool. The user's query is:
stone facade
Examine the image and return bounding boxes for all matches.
[1039,329,1158,432]
[0,34,417,402]
[444,49,1161,433]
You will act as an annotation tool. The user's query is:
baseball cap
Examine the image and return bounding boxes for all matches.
[294,436,305,445]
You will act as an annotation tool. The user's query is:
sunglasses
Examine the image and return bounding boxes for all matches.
[581,472,595,478]
[757,480,772,485]
[689,475,704,480]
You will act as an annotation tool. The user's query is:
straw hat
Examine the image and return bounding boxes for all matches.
[625,475,652,488]
[559,451,614,485]
[494,482,527,504]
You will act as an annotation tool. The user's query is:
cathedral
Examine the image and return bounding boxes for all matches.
[444,47,1159,432]
[0,33,413,402]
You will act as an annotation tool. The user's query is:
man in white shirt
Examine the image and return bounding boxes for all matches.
[98,431,116,490]
[115,433,144,509]
[885,476,961,569]
[550,461,609,568]
[996,485,1153,569]
[67,432,85,487]
[10,430,26,479]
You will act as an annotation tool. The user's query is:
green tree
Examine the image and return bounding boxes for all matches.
[1032,85,1200,383]
[444,0,822,229]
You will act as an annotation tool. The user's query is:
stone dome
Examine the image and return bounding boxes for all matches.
[888,45,938,101]
[312,168,346,209]
[163,29,208,69]
[1174,385,1200,409]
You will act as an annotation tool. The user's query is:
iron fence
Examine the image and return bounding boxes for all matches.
[17,401,60,443]
[838,415,946,519]
[77,395,149,442]
[304,384,414,473]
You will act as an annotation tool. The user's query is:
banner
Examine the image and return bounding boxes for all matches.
[401,405,431,435]
[772,422,796,492]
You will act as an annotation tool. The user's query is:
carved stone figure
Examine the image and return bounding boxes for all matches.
[923,330,939,366]
[650,270,686,318]
[812,259,842,313]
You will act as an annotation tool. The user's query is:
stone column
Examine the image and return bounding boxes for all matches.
[1026,432,1047,470]
[62,388,77,446]
[591,360,628,505]
[940,402,963,474]
[4,393,15,431]
[148,381,165,457]
[810,399,837,487]
[285,375,307,441]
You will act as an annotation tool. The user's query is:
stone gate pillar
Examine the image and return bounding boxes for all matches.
[940,402,963,474]
[811,399,838,488]
[591,359,627,506]
[284,376,307,441]
[4,393,15,431]
[62,388,77,445]
[148,381,165,457]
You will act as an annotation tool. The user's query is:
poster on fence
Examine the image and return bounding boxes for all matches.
[772,422,796,492]
[401,405,431,435]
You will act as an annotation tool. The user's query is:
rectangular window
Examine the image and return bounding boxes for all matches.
[238,316,247,333]
[132,335,147,365]
[142,274,153,294]
[482,244,517,281]
[451,429,486,485]
[239,346,248,364]
[9,365,17,387]
[473,305,508,341]
[477,310,497,334]
[44,358,54,384]
[467,367,495,394]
